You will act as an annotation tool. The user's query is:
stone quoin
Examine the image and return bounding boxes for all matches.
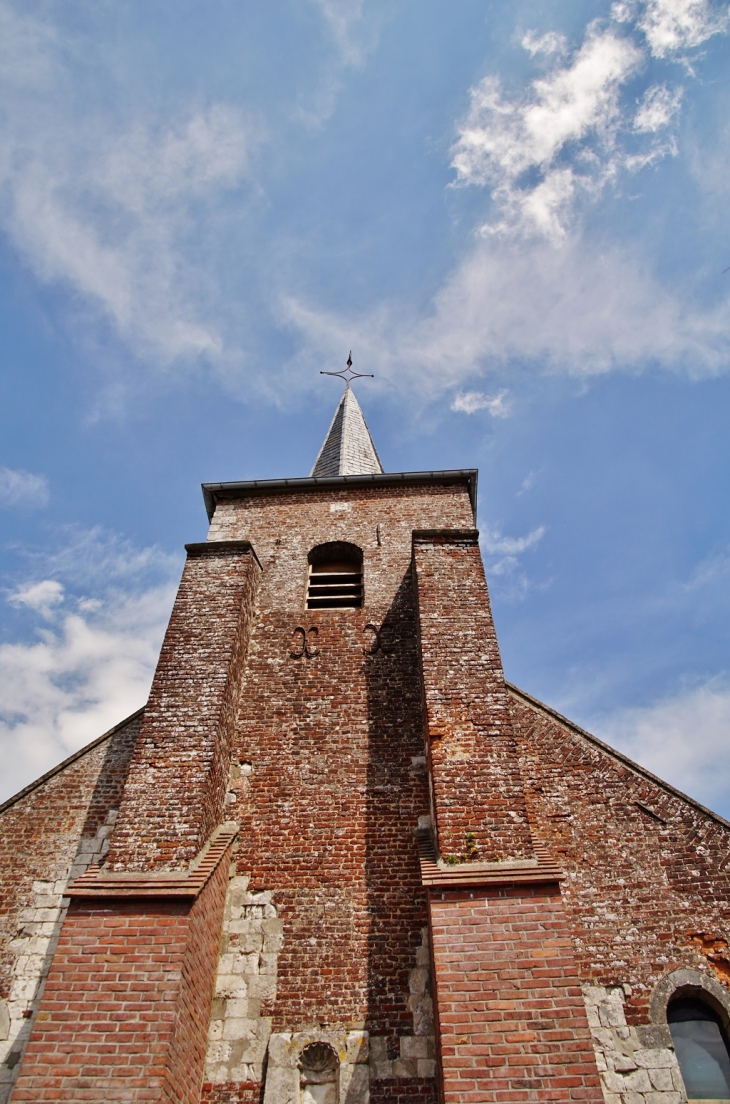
[2,379,730,1104]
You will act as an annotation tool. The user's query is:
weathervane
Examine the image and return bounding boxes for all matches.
[320,352,374,389]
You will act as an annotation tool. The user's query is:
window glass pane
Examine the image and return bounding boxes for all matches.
[669,1000,730,1101]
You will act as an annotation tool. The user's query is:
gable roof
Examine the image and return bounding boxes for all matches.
[507,681,730,832]
[0,708,144,817]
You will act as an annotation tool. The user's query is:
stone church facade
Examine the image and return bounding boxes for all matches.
[2,386,730,1103]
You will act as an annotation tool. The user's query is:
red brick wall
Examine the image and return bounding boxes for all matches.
[108,543,260,871]
[0,713,140,1002]
[166,851,232,1104]
[12,853,230,1103]
[429,885,604,1103]
[210,484,474,1038]
[369,1078,437,1102]
[412,531,532,863]
[510,687,730,1024]
[12,899,190,1101]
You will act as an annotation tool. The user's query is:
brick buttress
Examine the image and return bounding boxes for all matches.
[11,542,260,1104]
[412,530,604,1103]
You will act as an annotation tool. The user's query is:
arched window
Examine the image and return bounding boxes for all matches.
[298,1041,339,1104]
[668,997,730,1102]
[306,542,363,610]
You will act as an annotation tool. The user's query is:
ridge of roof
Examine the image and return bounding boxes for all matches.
[310,386,383,478]
[506,681,730,832]
[0,707,144,818]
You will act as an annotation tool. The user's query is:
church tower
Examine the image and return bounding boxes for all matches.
[5,375,730,1104]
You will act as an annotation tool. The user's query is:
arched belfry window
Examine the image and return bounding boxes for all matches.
[298,1042,339,1104]
[306,542,363,610]
[668,997,730,1101]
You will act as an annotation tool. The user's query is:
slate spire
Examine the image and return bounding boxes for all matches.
[310,385,384,477]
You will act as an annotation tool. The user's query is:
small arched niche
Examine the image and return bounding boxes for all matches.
[306,542,363,610]
[298,1041,339,1104]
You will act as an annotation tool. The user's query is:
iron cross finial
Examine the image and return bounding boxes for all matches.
[320,351,374,388]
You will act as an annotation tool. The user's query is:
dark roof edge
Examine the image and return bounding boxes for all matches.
[201,469,478,523]
[0,707,145,818]
[506,682,730,833]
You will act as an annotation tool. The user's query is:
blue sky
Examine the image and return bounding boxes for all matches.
[0,0,729,813]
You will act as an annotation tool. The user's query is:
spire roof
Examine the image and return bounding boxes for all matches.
[310,386,383,478]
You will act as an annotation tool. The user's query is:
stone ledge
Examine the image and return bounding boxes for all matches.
[66,823,239,899]
[416,830,564,889]
[185,541,262,570]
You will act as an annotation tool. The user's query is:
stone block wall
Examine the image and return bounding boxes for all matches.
[583,985,686,1104]
[202,873,281,1096]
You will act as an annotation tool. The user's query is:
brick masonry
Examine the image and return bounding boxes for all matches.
[430,885,604,1102]
[107,542,260,872]
[412,529,532,863]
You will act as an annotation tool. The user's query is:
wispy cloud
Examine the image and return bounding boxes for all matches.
[0,2,257,372]
[520,30,568,58]
[285,0,729,393]
[481,523,546,601]
[518,470,539,496]
[284,231,730,393]
[452,389,511,417]
[9,579,64,618]
[312,0,373,66]
[0,527,179,803]
[0,467,49,509]
[596,676,730,813]
[684,544,730,590]
[614,0,730,57]
[634,83,683,131]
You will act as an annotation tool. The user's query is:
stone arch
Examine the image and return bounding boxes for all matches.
[650,967,730,1033]
[297,1041,339,1104]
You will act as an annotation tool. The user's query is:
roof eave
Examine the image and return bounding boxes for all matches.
[202,469,478,523]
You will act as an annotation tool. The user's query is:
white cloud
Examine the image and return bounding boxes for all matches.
[521,30,568,58]
[9,579,64,618]
[0,2,256,369]
[451,389,511,417]
[452,27,642,241]
[0,528,179,803]
[628,0,730,57]
[0,466,49,508]
[597,677,730,813]
[634,84,683,131]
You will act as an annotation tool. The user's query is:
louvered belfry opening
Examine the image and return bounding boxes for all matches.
[307,541,363,610]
